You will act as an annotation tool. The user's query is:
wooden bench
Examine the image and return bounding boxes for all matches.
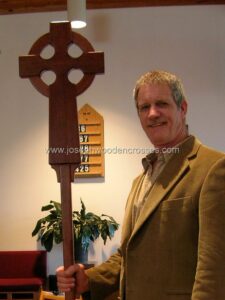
[0,251,46,300]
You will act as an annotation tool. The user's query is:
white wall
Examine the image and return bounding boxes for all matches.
[0,5,224,275]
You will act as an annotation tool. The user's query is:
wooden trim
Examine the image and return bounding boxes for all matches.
[0,0,225,15]
[89,0,225,9]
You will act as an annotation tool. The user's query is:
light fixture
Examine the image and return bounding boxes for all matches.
[67,0,87,29]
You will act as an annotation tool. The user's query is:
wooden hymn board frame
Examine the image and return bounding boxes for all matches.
[75,104,104,178]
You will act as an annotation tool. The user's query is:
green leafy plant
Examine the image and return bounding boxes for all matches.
[32,199,119,252]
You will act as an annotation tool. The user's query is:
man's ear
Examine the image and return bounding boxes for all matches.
[180,99,188,118]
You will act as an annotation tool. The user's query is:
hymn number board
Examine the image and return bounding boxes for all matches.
[75,104,104,177]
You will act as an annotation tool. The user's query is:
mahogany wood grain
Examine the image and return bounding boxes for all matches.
[1,0,224,15]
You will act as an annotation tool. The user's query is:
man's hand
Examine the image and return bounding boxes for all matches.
[56,264,90,296]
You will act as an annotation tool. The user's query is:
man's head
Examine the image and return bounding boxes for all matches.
[134,70,185,109]
[134,70,188,149]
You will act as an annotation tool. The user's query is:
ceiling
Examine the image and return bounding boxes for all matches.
[0,0,225,15]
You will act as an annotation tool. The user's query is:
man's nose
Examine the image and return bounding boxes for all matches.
[147,105,160,118]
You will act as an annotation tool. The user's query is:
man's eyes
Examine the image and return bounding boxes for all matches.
[138,101,168,112]
[138,104,150,113]
[156,101,168,107]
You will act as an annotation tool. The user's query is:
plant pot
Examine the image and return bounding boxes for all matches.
[74,240,88,263]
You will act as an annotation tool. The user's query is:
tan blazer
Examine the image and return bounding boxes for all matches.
[86,136,225,300]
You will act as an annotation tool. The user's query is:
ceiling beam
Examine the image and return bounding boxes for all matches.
[0,0,224,15]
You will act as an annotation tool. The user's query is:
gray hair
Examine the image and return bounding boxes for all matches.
[133,70,186,108]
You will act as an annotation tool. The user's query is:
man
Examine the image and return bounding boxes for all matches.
[57,70,225,300]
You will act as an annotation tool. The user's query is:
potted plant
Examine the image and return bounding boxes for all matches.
[32,199,119,263]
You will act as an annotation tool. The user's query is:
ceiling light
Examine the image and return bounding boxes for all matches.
[67,0,86,29]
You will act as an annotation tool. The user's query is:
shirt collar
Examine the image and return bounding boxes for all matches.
[142,135,192,171]
[142,152,157,171]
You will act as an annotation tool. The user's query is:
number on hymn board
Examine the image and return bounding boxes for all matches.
[79,124,86,133]
[75,165,89,173]
[81,155,89,162]
[80,134,89,143]
[80,144,89,153]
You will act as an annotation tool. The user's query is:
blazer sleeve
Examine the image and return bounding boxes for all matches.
[192,156,225,299]
[82,250,121,300]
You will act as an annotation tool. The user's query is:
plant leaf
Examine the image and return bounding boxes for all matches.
[41,204,54,211]
[80,198,86,219]
[41,228,54,251]
[32,218,46,236]
[51,200,62,213]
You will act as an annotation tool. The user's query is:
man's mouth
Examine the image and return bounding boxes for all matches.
[148,122,167,128]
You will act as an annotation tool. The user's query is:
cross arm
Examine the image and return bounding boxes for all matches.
[77,52,104,74]
[19,55,50,78]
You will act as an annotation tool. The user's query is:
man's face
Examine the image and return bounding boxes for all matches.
[137,83,187,149]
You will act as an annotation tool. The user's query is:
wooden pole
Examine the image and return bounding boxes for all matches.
[60,165,76,300]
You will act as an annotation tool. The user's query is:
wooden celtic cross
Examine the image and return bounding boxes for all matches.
[19,21,104,300]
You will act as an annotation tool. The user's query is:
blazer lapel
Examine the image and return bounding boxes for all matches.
[130,136,201,242]
[121,174,144,247]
